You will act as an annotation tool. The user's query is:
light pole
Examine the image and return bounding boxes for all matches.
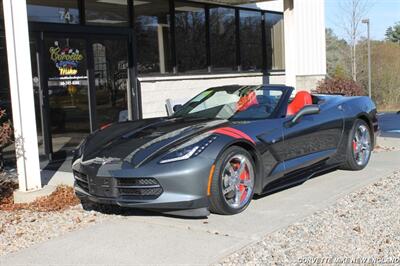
[362,18,371,99]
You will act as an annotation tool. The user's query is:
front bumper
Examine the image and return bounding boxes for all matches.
[72,156,214,216]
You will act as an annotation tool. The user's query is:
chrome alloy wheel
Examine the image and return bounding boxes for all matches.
[352,124,371,166]
[221,154,254,209]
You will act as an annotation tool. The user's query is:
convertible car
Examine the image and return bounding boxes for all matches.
[72,85,378,216]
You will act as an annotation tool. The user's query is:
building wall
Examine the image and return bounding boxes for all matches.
[294,0,326,78]
[253,0,327,91]
[296,75,325,92]
[139,73,285,118]
[293,0,326,90]
[252,0,284,12]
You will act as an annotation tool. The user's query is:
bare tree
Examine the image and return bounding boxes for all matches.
[338,0,371,81]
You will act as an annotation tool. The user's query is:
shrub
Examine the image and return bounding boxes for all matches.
[314,77,364,96]
[0,109,12,170]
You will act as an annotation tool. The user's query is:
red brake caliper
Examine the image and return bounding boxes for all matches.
[239,165,248,202]
[352,139,357,152]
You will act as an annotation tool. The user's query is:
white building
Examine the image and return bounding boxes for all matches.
[0,0,326,196]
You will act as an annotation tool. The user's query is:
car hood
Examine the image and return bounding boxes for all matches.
[80,117,228,166]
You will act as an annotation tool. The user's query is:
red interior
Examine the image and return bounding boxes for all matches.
[286,91,312,116]
[236,91,258,112]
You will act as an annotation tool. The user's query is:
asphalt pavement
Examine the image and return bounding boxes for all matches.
[1,149,400,265]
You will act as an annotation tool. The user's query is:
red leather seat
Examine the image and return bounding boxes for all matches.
[287,91,312,116]
[237,91,258,112]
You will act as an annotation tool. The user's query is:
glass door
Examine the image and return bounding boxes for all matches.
[39,33,132,161]
[91,38,129,128]
[44,36,90,159]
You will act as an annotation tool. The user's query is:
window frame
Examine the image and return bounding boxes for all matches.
[238,9,263,72]
[208,5,236,72]
[0,0,284,76]
[137,0,285,76]
[173,0,208,74]
[264,11,285,72]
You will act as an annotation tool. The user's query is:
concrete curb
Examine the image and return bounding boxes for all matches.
[13,170,74,203]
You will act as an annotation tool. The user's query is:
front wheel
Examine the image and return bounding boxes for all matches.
[209,146,256,215]
[341,119,372,170]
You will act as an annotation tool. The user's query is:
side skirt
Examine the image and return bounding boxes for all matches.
[259,161,340,196]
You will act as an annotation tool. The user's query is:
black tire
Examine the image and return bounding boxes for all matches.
[209,146,256,215]
[341,119,372,171]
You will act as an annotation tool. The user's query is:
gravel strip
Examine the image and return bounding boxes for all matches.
[0,205,116,256]
[219,170,400,265]
[0,169,124,257]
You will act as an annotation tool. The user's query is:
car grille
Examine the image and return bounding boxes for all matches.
[73,171,89,192]
[117,178,159,186]
[73,171,163,200]
[116,177,163,200]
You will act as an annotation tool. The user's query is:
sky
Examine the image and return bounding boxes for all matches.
[325,0,400,40]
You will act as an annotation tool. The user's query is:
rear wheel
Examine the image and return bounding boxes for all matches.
[341,119,372,170]
[209,146,255,215]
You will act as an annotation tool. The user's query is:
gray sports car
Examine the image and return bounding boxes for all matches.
[72,85,377,216]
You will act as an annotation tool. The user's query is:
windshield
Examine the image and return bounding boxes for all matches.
[172,86,284,120]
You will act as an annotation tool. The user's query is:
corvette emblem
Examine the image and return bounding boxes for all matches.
[81,157,121,165]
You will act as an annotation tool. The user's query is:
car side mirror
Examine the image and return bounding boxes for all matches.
[173,104,183,113]
[286,104,320,127]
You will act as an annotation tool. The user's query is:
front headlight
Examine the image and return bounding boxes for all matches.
[73,138,86,158]
[159,135,217,164]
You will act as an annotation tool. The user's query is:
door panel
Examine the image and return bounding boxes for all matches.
[254,119,285,186]
[281,105,344,174]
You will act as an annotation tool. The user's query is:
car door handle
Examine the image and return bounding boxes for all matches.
[337,105,344,111]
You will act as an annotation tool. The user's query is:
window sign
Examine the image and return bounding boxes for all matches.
[49,41,84,76]
[59,8,74,24]
[27,1,80,24]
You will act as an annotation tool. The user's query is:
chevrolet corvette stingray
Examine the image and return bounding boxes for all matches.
[72,85,378,216]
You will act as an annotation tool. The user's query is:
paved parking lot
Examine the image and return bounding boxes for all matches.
[1,149,400,265]
[378,112,400,138]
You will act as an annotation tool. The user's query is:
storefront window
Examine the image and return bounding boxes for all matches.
[135,0,172,74]
[240,10,262,71]
[175,1,206,73]
[0,31,10,116]
[265,12,285,70]
[85,0,129,26]
[27,0,80,24]
[210,7,236,72]
[0,1,3,21]
[0,29,14,165]
[92,39,129,127]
